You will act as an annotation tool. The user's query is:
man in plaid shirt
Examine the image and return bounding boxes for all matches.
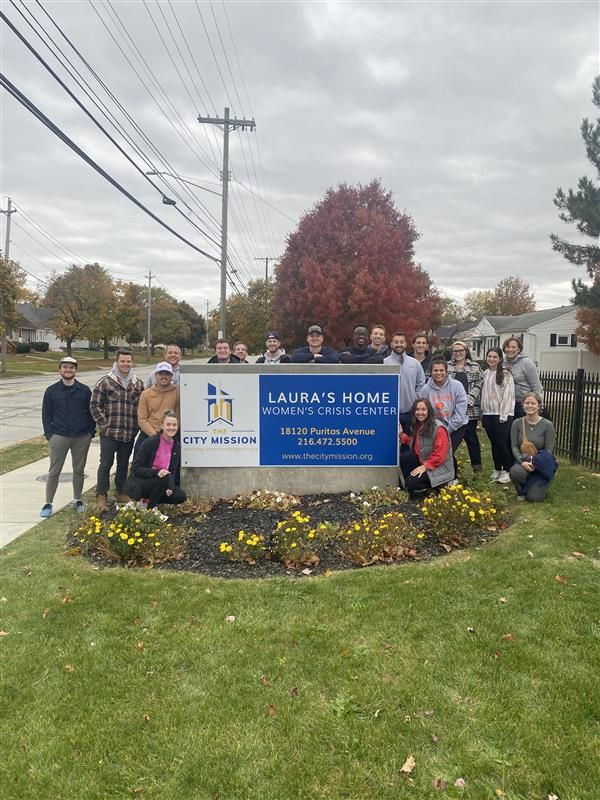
[91,349,145,511]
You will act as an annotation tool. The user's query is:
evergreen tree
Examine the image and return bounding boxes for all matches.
[551,76,600,354]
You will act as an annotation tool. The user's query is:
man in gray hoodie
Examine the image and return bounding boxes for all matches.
[384,331,426,432]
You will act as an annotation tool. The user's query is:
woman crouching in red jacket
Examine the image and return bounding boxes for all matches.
[399,398,455,499]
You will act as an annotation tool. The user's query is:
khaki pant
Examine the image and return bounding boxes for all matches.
[46,434,93,504]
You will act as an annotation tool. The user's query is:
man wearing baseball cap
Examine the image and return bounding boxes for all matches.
[135,361,180,453]
[256,331,291,364]
[40,356,96,517]
[291,325,340,363]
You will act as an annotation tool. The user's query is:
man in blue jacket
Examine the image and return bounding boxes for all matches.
[291,325,340,363]
[40,356,95,517]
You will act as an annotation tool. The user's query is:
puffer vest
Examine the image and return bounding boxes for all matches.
[414,419,455,488]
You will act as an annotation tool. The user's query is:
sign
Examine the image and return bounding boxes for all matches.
[181,372,399,468]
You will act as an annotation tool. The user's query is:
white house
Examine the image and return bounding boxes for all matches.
[10,303,89,350]
[440,306,599,373]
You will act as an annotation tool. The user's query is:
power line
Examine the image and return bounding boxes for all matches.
[15,203,92,264]
[0,71,220,263]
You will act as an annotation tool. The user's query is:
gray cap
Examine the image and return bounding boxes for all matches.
[307,325,323,335]
[59,356,78,366]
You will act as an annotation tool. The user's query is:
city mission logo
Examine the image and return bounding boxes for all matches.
[206,382,233,426]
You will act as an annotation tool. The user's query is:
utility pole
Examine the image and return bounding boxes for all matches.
[255,256,277,283]
[146,271,153,361]
[1,197,17,375]
[198,107,255,338]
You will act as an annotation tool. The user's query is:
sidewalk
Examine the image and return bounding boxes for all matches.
[0,439,101,548]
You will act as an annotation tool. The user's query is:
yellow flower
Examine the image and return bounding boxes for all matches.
[491,508,496,513]
[417,532,425,539]
[155,542,161,547]
[219,542,229,553]
[127,537,135,545]
[291,542,297,548]
[308,532,315,538]
[238,531,245,541]
[108,532,114,538]
[120,533,128,540]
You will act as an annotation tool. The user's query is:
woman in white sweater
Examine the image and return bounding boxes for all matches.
[480,347,515,483]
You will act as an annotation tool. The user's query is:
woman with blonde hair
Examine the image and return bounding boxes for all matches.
[509,392,557,502]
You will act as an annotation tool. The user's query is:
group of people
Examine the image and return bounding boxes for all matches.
[39,324,557,519]
[40,344,187,518]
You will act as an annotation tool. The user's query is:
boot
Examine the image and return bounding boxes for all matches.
[96,494,108,512]
[116,492,132,504]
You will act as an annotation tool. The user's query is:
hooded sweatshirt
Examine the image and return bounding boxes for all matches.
[145,365,180,389]
[419,375,468,433]
[503,352,543,403]
[383,352,426,412]
[137,382,180,436]
[256,349,291,364]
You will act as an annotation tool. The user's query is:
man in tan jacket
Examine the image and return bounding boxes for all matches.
[135,361,180,453]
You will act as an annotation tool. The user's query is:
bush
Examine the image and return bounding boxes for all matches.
[271,510,325,568]
[230,489,300,511]
[15,342,31,353]
[31,341,49,352]
[421,484,504,546]
[350,485,405,514]
[220,530,267,564]
[336,511,422,565]
[72,504,187,566]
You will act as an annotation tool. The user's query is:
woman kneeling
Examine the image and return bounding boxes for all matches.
[124,410,187,509]
[400,398,455,499]
[509,392,558,502]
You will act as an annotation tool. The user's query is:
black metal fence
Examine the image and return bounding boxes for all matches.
[541,369,600,471]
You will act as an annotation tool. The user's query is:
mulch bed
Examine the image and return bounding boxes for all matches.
[156,493,504,580]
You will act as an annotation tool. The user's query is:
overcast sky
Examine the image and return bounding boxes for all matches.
[1,0,598,316]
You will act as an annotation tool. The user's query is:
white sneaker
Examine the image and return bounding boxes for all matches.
[497,470,512,484]
[490,470,501,482]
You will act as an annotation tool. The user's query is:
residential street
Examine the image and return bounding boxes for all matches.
[0,360,207,448]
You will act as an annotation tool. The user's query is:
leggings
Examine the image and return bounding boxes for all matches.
[481,415,514,471]
[137,476,187,509]
[400,450,432,495]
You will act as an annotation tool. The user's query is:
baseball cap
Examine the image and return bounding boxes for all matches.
[307,325,322,335]
[155,361,173,374]
[266,331,281,341]
[59,356,78,366]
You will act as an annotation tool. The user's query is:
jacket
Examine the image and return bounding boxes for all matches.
[447,359,483,419]
[408,351,432,377]
[339,346,383,364]
[502,352,543,403]
[419,376,468,433]
[405,419,454,488]
[123,433,181,499]
[383,352,426,412]
[290,346,340,364]
[137,383,180,436]
[522,449,559,496]
[42,379,95,439]
[90,373,145,442]
[256,351,290,364]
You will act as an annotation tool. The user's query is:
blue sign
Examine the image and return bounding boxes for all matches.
[259,373,399,466]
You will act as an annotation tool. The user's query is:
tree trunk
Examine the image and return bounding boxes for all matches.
[66,337,73,356]
[103,337,109,360]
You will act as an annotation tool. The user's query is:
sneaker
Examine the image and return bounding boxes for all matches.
[448,479,459,486]
[115,493,132,505]
[40,503,53,518]
[96,494,108,512]
[490,470,501,482]
[472,464,483,473]
[73,500,85,513]
[497,470,512,484]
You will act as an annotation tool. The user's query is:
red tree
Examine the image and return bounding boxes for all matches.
[273,180,442,348]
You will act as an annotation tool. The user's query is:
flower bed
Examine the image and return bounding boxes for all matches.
[70,485,508,579]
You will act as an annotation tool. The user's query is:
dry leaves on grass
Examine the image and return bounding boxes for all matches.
[260,674,269,686]
[224,615,236,623]
[400,755,416,775]
[267,703,276,717]
[501,633,515,642]
[0,630,10,636]
[554,574,568,584]
[64,663,75,672]
[454,778,466,788]
[433,777,448,790]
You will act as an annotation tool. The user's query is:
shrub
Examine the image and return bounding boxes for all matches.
[231,489,300,511]
[31,341,49,352]
[350,485,405,514]
[336,511,422,565]
[72,504,187,566]
[271,510,325,568]
[15,342,31,353]
[421,484,503,546]
[220,530,267,564]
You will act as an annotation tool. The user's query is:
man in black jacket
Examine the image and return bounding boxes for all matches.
[40,356,95,517]
[291,325,340,363]
[208,340,241,364]
[339,325,384,364]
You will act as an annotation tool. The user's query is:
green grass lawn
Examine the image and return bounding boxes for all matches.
[1,462,599,800]
[0,436,48,476]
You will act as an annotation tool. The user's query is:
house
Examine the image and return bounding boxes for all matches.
[9,303,88,350]
[437,306,600,373]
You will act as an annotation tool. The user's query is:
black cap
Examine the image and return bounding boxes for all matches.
[266,331,281,341]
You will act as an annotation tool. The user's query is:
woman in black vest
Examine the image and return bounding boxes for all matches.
[399,398,455,499]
